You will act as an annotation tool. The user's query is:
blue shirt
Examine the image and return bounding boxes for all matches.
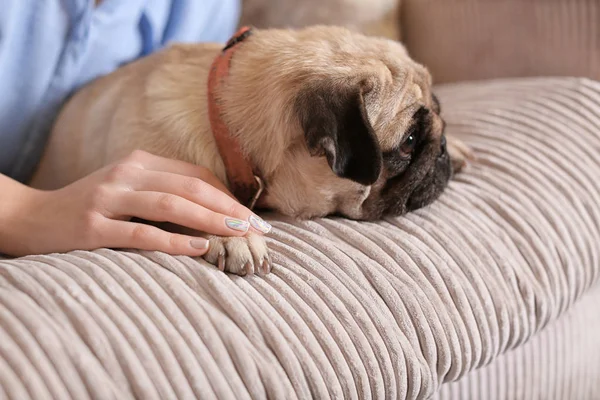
[0,0,240,183]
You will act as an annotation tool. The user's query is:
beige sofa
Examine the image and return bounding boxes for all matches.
[400,0,600,84]
[0,2,599,399]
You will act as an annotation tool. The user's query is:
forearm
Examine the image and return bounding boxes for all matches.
[0,173,40,255]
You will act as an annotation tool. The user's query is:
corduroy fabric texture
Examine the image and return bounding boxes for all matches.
[434,283,600,400]
[400,0,600,83]
[0,77,599,399]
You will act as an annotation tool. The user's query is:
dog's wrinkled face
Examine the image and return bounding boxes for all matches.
[226,27,451,220]
[363,92,452,219]
[295,78,450,220]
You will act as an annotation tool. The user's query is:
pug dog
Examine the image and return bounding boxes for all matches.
[30,26,472,275]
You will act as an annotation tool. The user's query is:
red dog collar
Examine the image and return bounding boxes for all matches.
[207,26,264,209]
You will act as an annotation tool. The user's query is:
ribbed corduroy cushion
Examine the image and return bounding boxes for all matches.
[0,77,599,399]
[434,284,600,400]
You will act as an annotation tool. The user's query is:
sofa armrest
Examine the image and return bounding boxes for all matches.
[400,0,600,83]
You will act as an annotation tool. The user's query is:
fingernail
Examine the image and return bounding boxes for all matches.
[249,214,272,234]
[225,217,250,232]
[190,238,209,249]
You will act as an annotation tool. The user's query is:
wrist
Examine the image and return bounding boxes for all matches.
[0,175,46,256]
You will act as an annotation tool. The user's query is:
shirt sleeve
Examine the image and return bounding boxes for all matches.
[0,0,242,183]
[0,0,74,179]
[143,0,241,52]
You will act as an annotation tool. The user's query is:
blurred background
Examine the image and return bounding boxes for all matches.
[240,0,600,84]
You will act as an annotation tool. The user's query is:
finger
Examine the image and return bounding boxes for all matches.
[100,219,211,256]
[126,150,235,198]
[111,191,251,237]
[124,169,271,234]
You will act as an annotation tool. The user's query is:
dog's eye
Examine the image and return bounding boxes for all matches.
[400,134,417,157]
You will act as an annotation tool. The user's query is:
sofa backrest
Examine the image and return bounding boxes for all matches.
[399,0,600,84]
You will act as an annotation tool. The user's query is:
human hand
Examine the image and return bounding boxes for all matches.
[2,150,271,257]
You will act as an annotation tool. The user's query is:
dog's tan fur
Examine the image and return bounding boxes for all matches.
[31,26,469,274]
[32,27,438,214]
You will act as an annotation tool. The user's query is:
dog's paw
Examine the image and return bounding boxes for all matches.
[202,233,271,276]
[447,136,475,174]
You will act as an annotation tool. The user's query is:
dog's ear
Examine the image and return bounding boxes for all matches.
[295,81,382,185]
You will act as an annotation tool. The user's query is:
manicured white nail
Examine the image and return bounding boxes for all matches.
[190,238,209,249]
[249,214,272,234]
[225,217,250,232]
